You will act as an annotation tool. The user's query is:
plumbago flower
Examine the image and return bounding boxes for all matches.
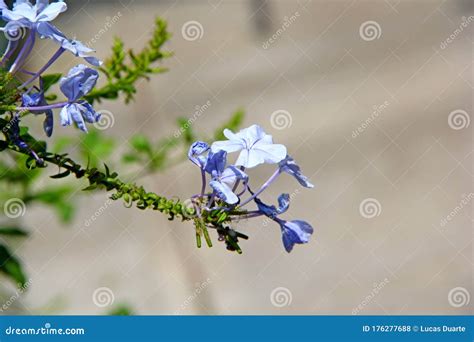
[188,124,314,253]
[0,0,102,161]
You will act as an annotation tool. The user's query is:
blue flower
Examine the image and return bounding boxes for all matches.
[279,219,313,253]
[1,1,67,27]
[255,193,290,218]
[59,64,99,132]
[36,22,102,66]
[279,155,314,188]
[60,64,98,102]
[59,102,98,132]
[205,150,247,204]
[21,82,53,136]
[211,124,287,168]
[188,141,209,167]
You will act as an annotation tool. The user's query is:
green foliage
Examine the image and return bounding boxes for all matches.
[0,15,246,290]
[0,244,26,287]
[85,18,171,104]
[107,304,134,316]
[213,109,244,141]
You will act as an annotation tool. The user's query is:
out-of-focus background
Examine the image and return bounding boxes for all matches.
[1,0,472,315]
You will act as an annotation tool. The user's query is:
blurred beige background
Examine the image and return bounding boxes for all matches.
[1,0,473,315]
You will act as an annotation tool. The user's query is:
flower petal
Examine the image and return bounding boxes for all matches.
[280,220,313,253]
[36,1,67,22]
[209,180,239,204]
[210,139,243,154]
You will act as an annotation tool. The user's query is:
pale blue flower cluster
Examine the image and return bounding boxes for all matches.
[1,0,101,139]
[189,124,314,252]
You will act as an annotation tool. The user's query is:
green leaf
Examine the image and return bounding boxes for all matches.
[0,244,27,287]
[213,109,245,141]
[0,227,29,237]
[41,73,62,92]
[107,304,134,316]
